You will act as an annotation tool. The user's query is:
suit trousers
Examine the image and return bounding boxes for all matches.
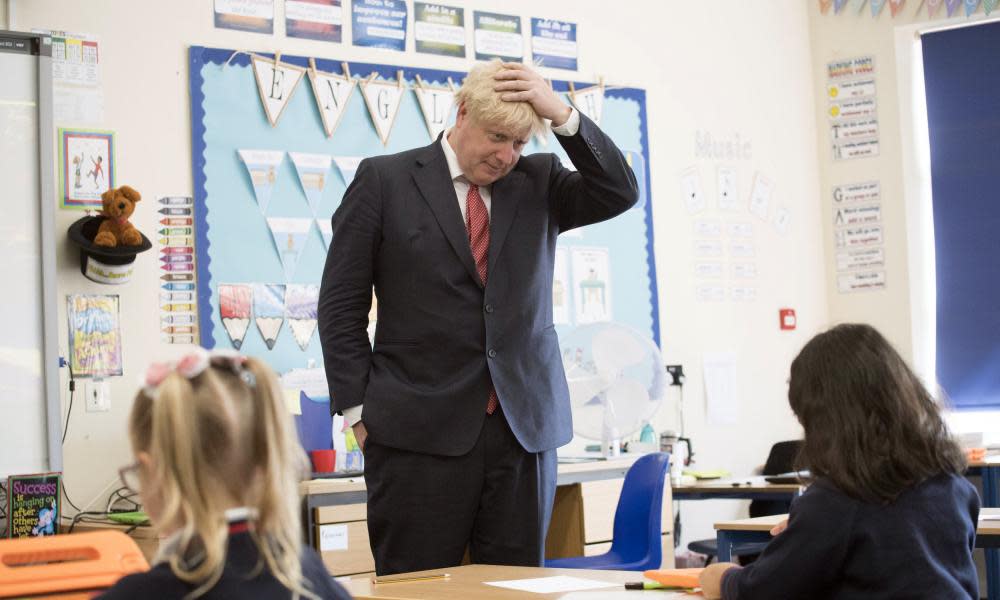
[363,407,558,575]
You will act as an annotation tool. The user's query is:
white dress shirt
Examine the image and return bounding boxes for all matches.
[343,108,581,427]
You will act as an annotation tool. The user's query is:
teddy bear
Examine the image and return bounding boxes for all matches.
[94,185,143,247]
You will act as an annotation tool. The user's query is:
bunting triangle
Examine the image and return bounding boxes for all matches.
[834,0,850,12]
[333,156,364,186]
[568,81,604,126]
[308,60,357,138]
[360,71,406,146]
[251,54,306,127]
[317,218,333,249]
[266,217,312,282]
[871,0,887,15]
[946,0,962,14]
[253,283,286,350]
[927,0,944,14]
[219,283,252,350]
[889,0,906,15]
[985,0,998,14]
[965,0,982,14]
[238,149,285,215]
[413,75,457,141]
[288,152,332,216]
[285,284,319,351]
[820,0,834,13]
[857,0,869,13]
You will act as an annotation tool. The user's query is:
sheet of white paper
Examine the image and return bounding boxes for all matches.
[484,576,619,594]
[562,592,688,600]
[704,352,738,425]
[980,514,1000,521]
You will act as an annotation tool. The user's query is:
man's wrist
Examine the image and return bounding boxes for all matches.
[342,404,363,426]
[551,107,580,136]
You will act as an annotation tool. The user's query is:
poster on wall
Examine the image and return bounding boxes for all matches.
[832,180,885,293]
[159,196,198,345]
[571,247,612,324]
[473,11,523,62]
[415,3,466,58]
[286,0,343,42]
[66,294,123,377]
[352,0,407,52]
[826,55,879,161]
[530,18,578,71]
[31,29,104,124]
[6,473,60,538]
[214,0,274,33]
[58,128,115,210]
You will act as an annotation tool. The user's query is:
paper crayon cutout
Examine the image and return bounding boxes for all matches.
[253,283,286,350]
[285,284,319,351]
[219,283,252,350]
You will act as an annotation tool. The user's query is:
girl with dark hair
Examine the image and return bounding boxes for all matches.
[700,323,979,600]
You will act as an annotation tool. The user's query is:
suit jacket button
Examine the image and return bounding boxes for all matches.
[488,349,497,358]
[485,303,494,313]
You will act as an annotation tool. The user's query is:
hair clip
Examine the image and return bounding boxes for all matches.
[140,348,255,398]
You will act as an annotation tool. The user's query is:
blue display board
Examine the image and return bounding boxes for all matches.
[188,46,659,381]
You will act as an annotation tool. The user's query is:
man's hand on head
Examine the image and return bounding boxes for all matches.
[493,62,573,127]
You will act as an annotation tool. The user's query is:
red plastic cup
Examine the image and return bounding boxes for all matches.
[310,449,336,473]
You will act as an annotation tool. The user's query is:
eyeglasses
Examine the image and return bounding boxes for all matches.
[119,460,143,494]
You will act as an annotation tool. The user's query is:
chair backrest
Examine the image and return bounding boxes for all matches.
[749,440,803,518]
[608,452,670,564]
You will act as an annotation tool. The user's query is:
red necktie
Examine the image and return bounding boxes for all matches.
[466,184,498,415]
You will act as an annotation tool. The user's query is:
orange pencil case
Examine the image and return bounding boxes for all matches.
[643,567,703,588]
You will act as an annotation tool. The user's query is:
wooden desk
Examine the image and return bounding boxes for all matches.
[301,455,674,578]
[342,564,668,600]
[673,478,804,501]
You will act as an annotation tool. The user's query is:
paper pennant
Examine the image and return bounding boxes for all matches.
[251,54,306,127]
[834,0,850,12]
[317,218,333,249]
[985,0,998,14]
[253,283,286,350]
[820,0,834,13]
[332,156,364,186]
[927,0,944,14]
[266,217,312,282]
[285,284,319,351]
[945,0,962,15]
[289,152,332,215]
[413,75,457,141]
[219,284,252,350]
[568,80,604,127]
[360,71,406,146]
[857,0,869,13]
[238,149,285,214]
[966,0,982,14]
[308,59,356,138]
[870,0,887,16]
[888,0,905,15]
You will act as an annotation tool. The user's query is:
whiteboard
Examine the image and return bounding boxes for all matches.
[0,32,61,477]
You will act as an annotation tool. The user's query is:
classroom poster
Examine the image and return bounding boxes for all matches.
[571,247,612,324]
[530,18,578,71]
[6,473,60,538]
[832,179,885,293]
[414,3,466,58]
[67,294,122,377]
[214,0,274,33]
[285,0,343,42]
[158,196,198,345]
[58,128,114,209]
[473,11,523,62]
[826,55,879,161]
[352,0,407,52]
[33,29,104,124]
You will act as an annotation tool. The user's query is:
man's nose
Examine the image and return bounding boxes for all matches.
[496,143,516,164]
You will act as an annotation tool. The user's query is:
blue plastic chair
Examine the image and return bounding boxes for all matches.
[546,452,670,571]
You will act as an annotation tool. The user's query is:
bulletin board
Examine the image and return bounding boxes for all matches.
[188,45,660,384]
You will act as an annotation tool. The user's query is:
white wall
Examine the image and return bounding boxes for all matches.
[13,0,825,550]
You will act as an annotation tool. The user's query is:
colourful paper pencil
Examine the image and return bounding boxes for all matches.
[159,227,192,236]
[162,325,195,334]
[159,197,193,206]
[162,282,196,291]
[160,217,193,226]
[159,236,193,246]
[160,292,194,302]
[160,272,194,281]
[163,303,195,312]
[158,207,192,216]
[162,263,193,272]
[161,314,195,324]
[160,254,193,263]
[161,246,193,255]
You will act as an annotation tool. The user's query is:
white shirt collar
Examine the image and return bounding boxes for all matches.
[441,128,466,183]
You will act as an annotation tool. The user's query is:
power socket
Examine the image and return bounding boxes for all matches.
[85,380,110,412]
[665,364,685,386]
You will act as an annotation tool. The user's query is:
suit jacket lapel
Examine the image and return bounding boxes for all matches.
[488,169,525,275]
[412,142,482,288]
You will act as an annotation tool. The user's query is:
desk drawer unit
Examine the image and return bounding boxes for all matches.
[313,504,375,576]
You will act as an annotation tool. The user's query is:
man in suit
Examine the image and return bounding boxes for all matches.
[318,60,637,575]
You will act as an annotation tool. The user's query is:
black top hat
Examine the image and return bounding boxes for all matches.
[68,216,152,284]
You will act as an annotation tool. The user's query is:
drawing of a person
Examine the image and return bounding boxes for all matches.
[87,155,104,186]
[73,154,83,189]
[31,502,56,536]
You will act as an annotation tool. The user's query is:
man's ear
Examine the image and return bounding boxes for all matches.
[120,185,141,203]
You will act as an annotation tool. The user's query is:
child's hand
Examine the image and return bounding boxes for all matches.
[770,518,789,536]
[699,562,739,599]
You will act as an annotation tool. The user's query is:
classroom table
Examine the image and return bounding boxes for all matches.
[714,508,1000,600]
[341,564,689,600]
[672,478,805,502]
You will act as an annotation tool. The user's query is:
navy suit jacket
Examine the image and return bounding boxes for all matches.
[318,114,638,456]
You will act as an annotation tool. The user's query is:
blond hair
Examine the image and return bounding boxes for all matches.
[456,59,546,138]
[129,357,316,600]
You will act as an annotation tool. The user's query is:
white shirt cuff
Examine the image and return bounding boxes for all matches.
[551,107,580,137]
[342,405,363,426]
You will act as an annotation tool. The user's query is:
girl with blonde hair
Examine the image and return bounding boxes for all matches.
[99,349,351,599]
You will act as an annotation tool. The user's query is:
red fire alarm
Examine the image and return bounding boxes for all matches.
[779,308,797,331]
